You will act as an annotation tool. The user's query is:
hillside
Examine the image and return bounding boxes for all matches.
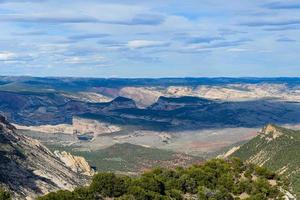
[56,143,203,173]
[231,124,300,197]
[0,115,90,199]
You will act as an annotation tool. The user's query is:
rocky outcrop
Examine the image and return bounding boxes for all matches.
[260,124,284,141]
[54,151,94,176]
[13,123,74,134]
[0,115,89,199]
[72,117,121,135]
[119,87,162,107]
[14,117,121,136]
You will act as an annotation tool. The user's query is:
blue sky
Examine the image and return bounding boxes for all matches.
[0,0,299,77]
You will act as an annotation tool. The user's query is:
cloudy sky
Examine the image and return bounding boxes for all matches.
[0,0,299,77]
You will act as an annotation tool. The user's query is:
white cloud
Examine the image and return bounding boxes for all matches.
[63,55,106,65]
[227,48,249,52]
[0,52,16,61]
[127,40,169,49]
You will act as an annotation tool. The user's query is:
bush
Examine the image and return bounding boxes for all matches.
[37,158,286,200]
[166,189,183,200]
[90,172,127,197]
[0,188,11,200]
[37,190,74,200]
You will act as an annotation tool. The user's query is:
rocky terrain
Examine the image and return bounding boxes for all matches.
[15,116,121,136]
[54,151,94,176]
[228,124,300,198]
[0,115,91,199]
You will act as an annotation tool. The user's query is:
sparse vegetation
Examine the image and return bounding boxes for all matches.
[232,125,300,197]
[37,158,286,200]
[0,188,11,200]
[48,143,202,172]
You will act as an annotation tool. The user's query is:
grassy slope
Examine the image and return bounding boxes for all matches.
[49,143,202,173]
[231,125,300,197]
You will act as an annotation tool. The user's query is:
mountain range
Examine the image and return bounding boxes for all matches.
[0,77,300,199]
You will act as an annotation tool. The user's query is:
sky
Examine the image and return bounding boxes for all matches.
[0,0,300,77]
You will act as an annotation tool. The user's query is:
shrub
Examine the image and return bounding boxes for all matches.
[0,188,11,200]
[37,158,286,200]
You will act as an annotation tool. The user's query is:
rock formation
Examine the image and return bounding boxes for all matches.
[0,115,89,199]
[54,151,94,176]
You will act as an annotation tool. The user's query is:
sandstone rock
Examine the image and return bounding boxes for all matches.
[261,124,283,140]
[54,151,94,176]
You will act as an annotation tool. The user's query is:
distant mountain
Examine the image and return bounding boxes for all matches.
[102,96,136,111]
[1,76,300,130]
[0,91,137,126]
[149,96,213,110]
[230,124,300,198]
[3,87,300,131]
[0,115,90,199]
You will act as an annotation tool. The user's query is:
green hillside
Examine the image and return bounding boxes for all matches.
[231,124,300,198]
[51,143,202,173]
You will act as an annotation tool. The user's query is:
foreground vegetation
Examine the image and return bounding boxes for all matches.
[38,158,287,200]
[0,188,11,200]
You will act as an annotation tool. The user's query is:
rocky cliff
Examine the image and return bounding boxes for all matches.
[0,115,89,199]
[54,151,94,176]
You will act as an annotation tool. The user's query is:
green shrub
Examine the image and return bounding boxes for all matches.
[0,188,11,200]
[37,158,287,200]
[90,172,127,197]
[165,189,183,200]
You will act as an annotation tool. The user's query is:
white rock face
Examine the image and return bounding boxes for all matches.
[169,84,300,102]
[261,124,283,140]
[14,117,121,136]
[54,151,94,176]
[72,117,121,135]
[218,146,241,158]
[62,92,112,103]
[119,87,162,107]
[109,84,300,107]
[14,123,74,134]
